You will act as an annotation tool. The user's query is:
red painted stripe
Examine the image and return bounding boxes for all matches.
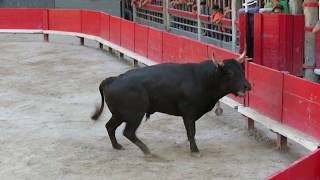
[305,26,314,32]
[168,8,197,19]
[303,2,319,7]
[143,4,163,11]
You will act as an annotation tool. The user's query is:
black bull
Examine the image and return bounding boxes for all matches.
[91,50,251,156]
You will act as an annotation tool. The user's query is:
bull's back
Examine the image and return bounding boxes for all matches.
[105,62,210,116]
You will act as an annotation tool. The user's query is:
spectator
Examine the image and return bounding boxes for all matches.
[260,0,289,14]
[313,20,320,33]
[272,4,284,13]
[238,0,260,14]
[259,0,274,13]
[131,0,151,8]
[211,5,223,24]
[238,0,260,58]
[210,5,224,39]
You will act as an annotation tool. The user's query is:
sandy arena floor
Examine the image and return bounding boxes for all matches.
[0,34,309,180]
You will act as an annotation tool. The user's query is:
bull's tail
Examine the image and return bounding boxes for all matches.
[91,81,105,121]
[91,77,116,121]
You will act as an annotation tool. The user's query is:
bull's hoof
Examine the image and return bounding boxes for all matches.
[215,108,223,116]
[113,144,124,150]
[144,153,154,158]
[191,152,202,158]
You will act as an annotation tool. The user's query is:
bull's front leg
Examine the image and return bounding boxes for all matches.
[182,117,200,157]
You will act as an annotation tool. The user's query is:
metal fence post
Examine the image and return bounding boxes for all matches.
[164,0,170,31]
[232,0,242,52]
[197,0,201,40]
[133,6,136,22]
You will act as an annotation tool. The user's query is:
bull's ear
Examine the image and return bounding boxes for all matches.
[212,52,224,67]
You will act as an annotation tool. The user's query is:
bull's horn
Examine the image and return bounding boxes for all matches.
[212,52,223,66]
[236,46,247,63]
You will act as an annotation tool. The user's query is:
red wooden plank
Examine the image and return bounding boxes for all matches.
[100,13,110,40]
[207,44,239,61]
[109,16,121,45]
[239,13,246,53]
[0,8,45,29]
[121,19,135,51]
[261,14,281,69]
[81,10,101,36]
[49,9,82,32]
[282,74,320,139]
[42,9,49,30]
[317,32,320,68]
[247,63,283,122]
[134,23,149,57]
[180,37,207,63]
[267,149,320,180]
[279,14,293,72]
[147,27,163,63]
[292,15,304,76]
[253,13,262,65]
[162,32,183,63]
[192,41,209,62]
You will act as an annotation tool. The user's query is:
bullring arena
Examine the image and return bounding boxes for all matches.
[0,8,319,180]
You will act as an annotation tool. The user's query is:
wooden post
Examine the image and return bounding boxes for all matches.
[43,34,49,42]
[133,59,138,67]
[304,0,318,82]
[108,47,113,53]
[231,0,242,52]
[119,52,124,58]
[277,133,288,151]
[289,0,303,14]
[79,37,84,45]
[246,117,254,130]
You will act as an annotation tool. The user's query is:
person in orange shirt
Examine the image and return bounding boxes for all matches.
[210,5,223,24]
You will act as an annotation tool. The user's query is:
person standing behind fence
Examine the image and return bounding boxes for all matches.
[210,5,224,40]
[259,0,289,14]
[238,0,259,58]
[131,0,151,8]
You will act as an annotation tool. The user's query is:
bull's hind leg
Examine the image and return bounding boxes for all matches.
[123,117,151,155]
[106,116,123,150]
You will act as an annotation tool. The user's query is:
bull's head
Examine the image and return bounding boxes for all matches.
[212,49,251,97]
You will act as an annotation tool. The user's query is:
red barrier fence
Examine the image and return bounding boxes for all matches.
[100,13,110,40]
[253,13,304,77]
[0,8,319,179]
[247,63,284,122]
[247,63,320,140]
[0,8,45,29]
[134,23,149,57]
[317,32,320,68]
[49,9,82,32]
[283,74,320,140]
[267,149,320,180]
[82,10,101,36]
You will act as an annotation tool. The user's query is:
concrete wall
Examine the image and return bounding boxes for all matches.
[0,0,120,17]
[55,0,120,16]
[0,0,54,8]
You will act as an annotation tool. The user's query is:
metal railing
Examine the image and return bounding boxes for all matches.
[133,0,239,51]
